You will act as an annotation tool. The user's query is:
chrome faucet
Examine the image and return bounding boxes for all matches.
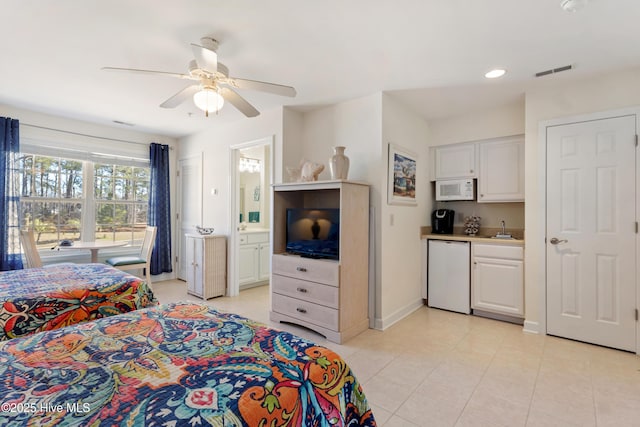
[500,220,506,235]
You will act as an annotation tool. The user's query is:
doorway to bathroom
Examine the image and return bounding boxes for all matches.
[228,136,273,297]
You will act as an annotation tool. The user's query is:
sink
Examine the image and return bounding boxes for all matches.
[492,234,514,239]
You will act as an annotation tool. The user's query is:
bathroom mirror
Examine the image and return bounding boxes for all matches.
[239,157,262,225]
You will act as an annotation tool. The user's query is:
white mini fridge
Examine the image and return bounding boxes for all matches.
[427,240,470,314]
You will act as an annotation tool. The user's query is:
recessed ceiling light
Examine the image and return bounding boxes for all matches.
[485,69,506,79]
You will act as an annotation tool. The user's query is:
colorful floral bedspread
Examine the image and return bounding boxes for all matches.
[0,302,376,426]
[0,263,157,341]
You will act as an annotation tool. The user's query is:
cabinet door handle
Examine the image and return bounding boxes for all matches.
[296,287,308,293]
[296,307,307,313]
[296,267,307,272]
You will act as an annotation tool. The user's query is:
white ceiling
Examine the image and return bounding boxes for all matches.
[1,0,639,138]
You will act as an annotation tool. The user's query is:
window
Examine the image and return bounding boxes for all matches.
[94,164,149,244]
[18,153,150,251]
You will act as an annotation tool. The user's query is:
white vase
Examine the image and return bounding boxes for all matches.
[329,146,350,180]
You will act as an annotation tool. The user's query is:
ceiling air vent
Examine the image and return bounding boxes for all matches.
[535,64,573,78]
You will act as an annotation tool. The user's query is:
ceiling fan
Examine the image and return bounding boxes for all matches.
[103,37,296,117]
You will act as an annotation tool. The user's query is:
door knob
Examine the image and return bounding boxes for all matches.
[550,237,568,245]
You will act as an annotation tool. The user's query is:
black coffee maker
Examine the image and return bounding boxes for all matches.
[431,209,455,234]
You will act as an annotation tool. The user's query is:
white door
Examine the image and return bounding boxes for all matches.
[177,155,202,281]
[546,115,637,352]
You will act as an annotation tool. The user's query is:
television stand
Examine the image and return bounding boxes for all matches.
[270,180,370,344]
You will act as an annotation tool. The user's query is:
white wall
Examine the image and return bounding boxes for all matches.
[298,94,385,322]
[380,93,430,327]
[0,104,179,280]
[298,93,431,328]
[179,107,284,236]
[428,100,525,147]
[524,67,640,331]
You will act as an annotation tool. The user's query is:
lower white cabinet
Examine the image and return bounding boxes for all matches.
[185,234,226,299]
[471,243,524,317]
[239,231,270,287]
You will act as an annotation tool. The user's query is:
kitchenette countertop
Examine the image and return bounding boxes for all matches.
[420,226,525,246]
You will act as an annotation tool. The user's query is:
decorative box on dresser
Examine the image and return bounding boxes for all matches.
[270,180,370,344]
[185,234,227,299]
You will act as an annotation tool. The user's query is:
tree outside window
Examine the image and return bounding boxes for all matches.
[18,153,149,250]
[94,164,149,244]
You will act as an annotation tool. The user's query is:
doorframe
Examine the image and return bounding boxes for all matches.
[537,106,640,354]
[228,135,274,297]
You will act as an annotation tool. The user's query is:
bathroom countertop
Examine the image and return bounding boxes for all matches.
[239,227,270,234]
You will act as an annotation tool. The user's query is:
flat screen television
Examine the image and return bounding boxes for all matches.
[285,208,340,260]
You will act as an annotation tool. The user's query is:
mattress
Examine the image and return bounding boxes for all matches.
[0,263,157,341]
[0,302,376,426]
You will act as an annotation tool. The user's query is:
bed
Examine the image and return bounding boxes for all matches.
[0,263,157,341]
[0,302,377,426]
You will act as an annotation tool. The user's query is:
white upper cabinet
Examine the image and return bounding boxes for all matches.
[433,143,477,180]
[477,136,524,203]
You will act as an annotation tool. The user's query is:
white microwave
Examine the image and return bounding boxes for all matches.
[435,179,475,201]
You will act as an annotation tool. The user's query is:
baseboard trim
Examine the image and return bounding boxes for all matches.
[374,299,424,330]
[523,320,540,334]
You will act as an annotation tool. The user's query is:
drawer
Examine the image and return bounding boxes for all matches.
[473,243,523,260]
[239,234,248,244]
[272,293,339,331]
[247,232,269,244]
[272,254,339,287]
[272,274,339,308]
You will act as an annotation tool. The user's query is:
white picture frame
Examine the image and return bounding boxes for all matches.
[387,143,417,205]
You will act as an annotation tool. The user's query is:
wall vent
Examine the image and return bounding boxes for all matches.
[535,64,573,78]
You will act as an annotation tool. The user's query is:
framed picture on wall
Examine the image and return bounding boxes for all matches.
[387,143,417,205]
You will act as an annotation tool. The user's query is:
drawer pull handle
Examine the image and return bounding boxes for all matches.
[296,287,308,293]
[296,267,307,272]
[296,308,307,314]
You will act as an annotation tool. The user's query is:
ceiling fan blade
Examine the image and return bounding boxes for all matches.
[220,87,260,117]
[191,41,218,73]
[230,78,297,97]
[101,67,194,80]
[160,84,200,108]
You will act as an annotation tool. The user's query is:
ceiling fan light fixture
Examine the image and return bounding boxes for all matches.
[560,0,589,12]
[193,88,225,116]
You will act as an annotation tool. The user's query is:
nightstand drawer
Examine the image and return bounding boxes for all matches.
[272,274,339,308]
[272,293,339,331]
[272,254,339,287]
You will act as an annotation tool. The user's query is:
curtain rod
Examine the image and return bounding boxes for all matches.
[21,123,174,149]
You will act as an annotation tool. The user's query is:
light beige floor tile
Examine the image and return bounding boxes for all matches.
[456,389,528,427]
[363,374,416,413]
[368,403,392,426]
[526,410,583,427]
[529,390,596,426]
[382,415,421,427]
[594,389,640,426]
[395,375,472,426]
[153,279,640,427]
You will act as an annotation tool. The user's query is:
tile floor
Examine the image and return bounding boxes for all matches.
[153,280,640,427]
